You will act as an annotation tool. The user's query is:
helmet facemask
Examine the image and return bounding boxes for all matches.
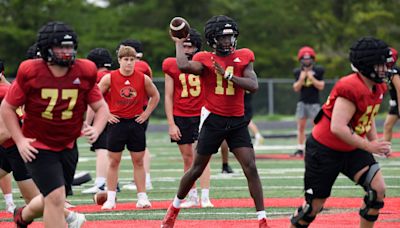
[48,42,77,67]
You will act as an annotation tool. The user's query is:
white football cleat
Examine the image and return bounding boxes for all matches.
[201,198,214,208]
[5,202,16,214]
[67,212,86,228]
[180,195,200,208]
[136,197,151,208]
[101,200,116,210]
[122,182,153,191]
[82,184,104,194]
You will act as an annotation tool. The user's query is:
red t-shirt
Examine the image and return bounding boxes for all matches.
[5,59,103,151]
[312,73,387,151]
[135,60,153,78]
[162,57,204,117]
[193,48,255,117]
[108,69,145,118]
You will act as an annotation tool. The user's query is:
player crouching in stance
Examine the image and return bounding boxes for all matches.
[289,37,391,228]
[162,15,269,228]
[97,45,160,210]
[1,21,109,227]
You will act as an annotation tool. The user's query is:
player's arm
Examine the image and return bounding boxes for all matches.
[136,75,160,124]
[0,107,11,144]
[1,100,38,162]
[330,97,390,156]
[366,118,378,141]
[293,71,306,92]
[164,74,181,140]
[83,93,109,144]
[0,73,10,85]
[392,74,400,114]
[172,36,203,75]
[97,73,111,94]
[306,71,325,91]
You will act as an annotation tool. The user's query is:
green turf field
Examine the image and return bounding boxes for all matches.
[3,129,400,222]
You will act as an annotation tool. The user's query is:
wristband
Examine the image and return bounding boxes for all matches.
[224,72,233,81]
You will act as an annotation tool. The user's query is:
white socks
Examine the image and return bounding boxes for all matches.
[107,191,116,204]
[256,210,266,220]
[65,211,77,223]
[255,133,263,139]
[173,195,183,208]
[4,193,13,204]
[298,144,305,151]
[146,173,151,185]
[201,189,209,201]
[137,192,148,199]
[188,188,198,198]
[95,177,106,187]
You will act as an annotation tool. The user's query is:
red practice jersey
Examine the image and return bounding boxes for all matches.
[136,60,153,78]
[5,59,103,151]
[108,69,145,118]
[193,48,255,117]
[0,83,15,148]
[163,57,204,117]
[312,73,387,151]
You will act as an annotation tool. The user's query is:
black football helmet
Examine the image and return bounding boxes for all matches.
[183,28,202,59]
[204,15,239,56]
[37,21,78,66]
[117,39,143,58]
[26,43,41,59]
[87,48,112,69]
[349,36,391,83]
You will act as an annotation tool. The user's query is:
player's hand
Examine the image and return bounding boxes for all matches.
[299,71,307,80]
[368,139,391,157]
[82,122,99,144]
[211,57,225,76]
[169,30,188,43]
[169,124,182,141]
[135,112,149,124]
[16,137,38,163]
[108,114,120,124]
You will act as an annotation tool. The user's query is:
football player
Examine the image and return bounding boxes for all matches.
[289,37,391,228]
[163,28,213,208]
[1,21,109,227]
[292,46,325,157]
[383,48,399,141]
[97,45,159,210]
[81,48,113,194]
[162,15,269,228]
[116,39,155,191]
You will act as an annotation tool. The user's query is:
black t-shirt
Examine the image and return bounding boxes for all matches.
[388,65,400,101]
[293,65,324,104]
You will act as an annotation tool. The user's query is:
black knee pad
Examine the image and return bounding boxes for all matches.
[290,204,316,228]
[359,190,384,222]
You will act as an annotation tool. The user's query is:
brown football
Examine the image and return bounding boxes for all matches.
[93,191,108,205]
[169,17,190,39]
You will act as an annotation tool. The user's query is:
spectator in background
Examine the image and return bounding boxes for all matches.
[292,46,325,157]
[117,39,154,191]
[383,47,399,142]
[82,48,113,194]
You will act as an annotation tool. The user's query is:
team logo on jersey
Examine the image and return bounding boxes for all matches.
[73,78,81,85]
[233,57,241,63]
[379,94,383,100]
[124,80,131,85]
[120,86,136,99]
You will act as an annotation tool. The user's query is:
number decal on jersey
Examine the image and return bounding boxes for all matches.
[41,89,78,120]
[178,74,201,97]
[215,66,234,95]
[354,104,380,135]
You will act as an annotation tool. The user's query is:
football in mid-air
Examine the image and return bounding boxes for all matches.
[169,17,190,39]
[93,191,108,205]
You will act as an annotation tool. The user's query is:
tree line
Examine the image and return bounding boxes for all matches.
[0,0,399,79]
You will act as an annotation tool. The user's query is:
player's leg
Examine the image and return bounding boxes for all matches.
[0,172,14,213]
[383,114,398,141]
[248,120,264,146]
[293,102,306,156]
[196,140,213,207]
[143,147,152,189]
[220,140,233,173]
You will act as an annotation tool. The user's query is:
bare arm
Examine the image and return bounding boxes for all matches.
[82,98,109,144]
[97,73,111,94]
[136,75,160,124]
[0,107,11,144]
[0,100,38,162]
[164,74,181,140]
[172,35,204,75]
[330,97,390,156]
[392,74,400,114]
[293,71,306,92]
[306,71,325,91]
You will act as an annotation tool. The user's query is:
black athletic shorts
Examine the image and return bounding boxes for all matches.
[388,104,399,115]
[304,135,377,199]
[107,118,146,152]
[90,126,108,152]
[25,145,78,197]
[171,116,200,145]
[197,113,252,155]
[0,145,31,181]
